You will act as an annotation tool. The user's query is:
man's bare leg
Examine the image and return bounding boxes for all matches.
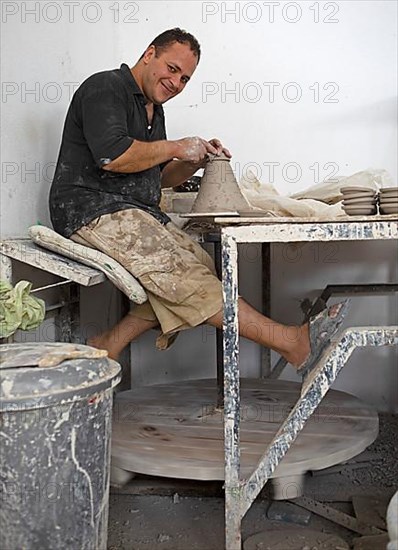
[88,314,157,360]
[207,297,311,369]
[88,298,311,368]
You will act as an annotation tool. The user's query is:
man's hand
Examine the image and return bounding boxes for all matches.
[208,138,232,159]
[161,137,232,188]
[173,136,232,169]
[173,136,218,163]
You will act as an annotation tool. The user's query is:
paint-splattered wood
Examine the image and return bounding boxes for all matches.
[0,239,105,286]
[214,214,398,224]
[215,219,398,244]
[111,378,378,480]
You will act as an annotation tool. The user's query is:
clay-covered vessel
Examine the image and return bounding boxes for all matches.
[191,153,251,213]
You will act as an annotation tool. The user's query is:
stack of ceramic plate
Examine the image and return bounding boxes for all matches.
[379,187,398,215]
[340,186,378,216]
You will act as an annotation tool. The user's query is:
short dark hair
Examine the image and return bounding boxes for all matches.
[149,28,201,63]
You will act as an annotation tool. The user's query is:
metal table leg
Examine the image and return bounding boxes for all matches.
[222,232,242,549]
[240,326,398,516]
[0,254,13,284]
[214,239,224,408]
[261,243,271,378]
[119,292,132,391]
[220,229,398,549]
[54,283,81,343]
[0,254,14,344]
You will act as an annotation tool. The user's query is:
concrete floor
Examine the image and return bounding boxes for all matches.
[108,493,363,550]
[108,414,397,549]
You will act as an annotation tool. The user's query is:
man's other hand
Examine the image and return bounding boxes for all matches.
[208,138,232,159]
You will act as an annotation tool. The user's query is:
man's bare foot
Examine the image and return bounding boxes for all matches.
[288,301,350,373]
[85,316,157,363]
[281,322,310,369]
[87,332,119,361]
[284,303,348,370]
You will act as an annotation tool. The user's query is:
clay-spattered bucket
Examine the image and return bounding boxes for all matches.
[0,342,121,550]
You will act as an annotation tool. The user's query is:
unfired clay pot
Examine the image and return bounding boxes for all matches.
[191,154,251,213]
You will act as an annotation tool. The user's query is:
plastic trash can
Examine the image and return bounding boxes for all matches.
[0,342,121,550]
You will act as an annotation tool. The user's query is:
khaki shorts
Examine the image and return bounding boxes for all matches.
[72,208,223,346]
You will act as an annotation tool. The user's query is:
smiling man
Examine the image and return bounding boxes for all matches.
[50,29,224,238]
[49,28,349,378]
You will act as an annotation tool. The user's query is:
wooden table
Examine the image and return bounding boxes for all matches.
[2,217,397,550]
[213,214,398,549]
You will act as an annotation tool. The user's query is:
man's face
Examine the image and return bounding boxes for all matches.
[142,42,198,105]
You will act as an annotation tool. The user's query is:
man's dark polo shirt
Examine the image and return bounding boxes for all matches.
[49,63,170,237]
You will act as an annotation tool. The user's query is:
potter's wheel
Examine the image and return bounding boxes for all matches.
[111,378,378,481]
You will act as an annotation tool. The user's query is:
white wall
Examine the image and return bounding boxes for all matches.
[2,1,397,411]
